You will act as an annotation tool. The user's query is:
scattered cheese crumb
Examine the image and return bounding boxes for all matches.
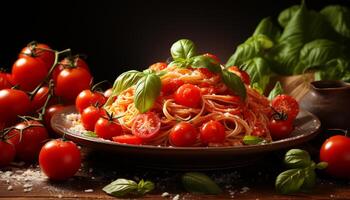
[23,188,32,193]
[84,189,94,193]
[161,192,170,197]
[58,194,63,198]
[7,185,13,191]
[172,194,180,200]
[23,183,33,188]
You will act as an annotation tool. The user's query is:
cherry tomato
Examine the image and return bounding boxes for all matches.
[81,106,102,131]
[75,90,106,113]
[12,57,48,91]
[132,112,161,140]
[52,56,90,82]
[112,135,143,145]
[320,135,350,179]
[39,139,81,180]
[0,72,12,90]
[19,43,55,70]
[0,89,31,125]
[271,94,299,121]
[169,122,198,147]
[8,120,49,162]
[30,86,57,113]
[268,119,293,140]
[44,104,65,132]
[104,88,113,98]
[227,66,251,85]
[55,67,92,103]
[203,53,220,63]
[200,120,226,144]
[94,117,123,140]
[0,141,16,167]
[161,79,184,95]
[149,62,168,71]
[174,84,202,108]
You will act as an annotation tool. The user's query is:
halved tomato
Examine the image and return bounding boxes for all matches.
[131,112,161,139]
[112,135,143,145]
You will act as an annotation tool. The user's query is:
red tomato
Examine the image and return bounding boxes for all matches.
[104,88,113,98]
[75,90,106,113]
[55,67,92,103]
[203,53,220,63]
[52,56,90,82]
[174,84,202,108]
[44,104,65,132]
[94,117,123,140]
[31,86,54,113]
[39,139,81,180]
[112,135,143,145]
[198,68,216,78]
[271,95,299,121]
[81,106,102,131]
[19,43,55,70]
[227,66,251,85]
[169,122,198,147]
[320,135,350,179]
[8,120,49,162]
[161,79,184,95]
[251,123,268,137]
[132,112,161,140]
[12,57,48,91]
[0,72,12,90]
[0,89,31,125]
[200,120,226,144]
[268,119,293,140]
[0,141,16,167]
[149,62,168,71]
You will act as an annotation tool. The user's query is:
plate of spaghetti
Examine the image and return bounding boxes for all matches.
[51,39,321,169]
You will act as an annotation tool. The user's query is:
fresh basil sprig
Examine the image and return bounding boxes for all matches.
[242,135,264,145]
[191,55,221,73]
[134,73,161,113]
[221,69,247,100]
[268,81,284,101]
[182,172,222,195]
[275,149,328,194]
[103,178,154,197]
[171,39,197,60]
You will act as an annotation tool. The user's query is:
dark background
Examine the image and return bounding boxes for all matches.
[0,0,349,83]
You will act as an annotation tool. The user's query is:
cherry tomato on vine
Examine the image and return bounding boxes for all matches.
[52,56,90,82]
[39,139,81,180]
[200,120,226,144]
[132,112,161,140]
[44,104,65,132]
[149,62,168,71]
[271,94,299,121]
[161,79,184,95]
[227,66,250,85]
[76,90,106,113]
[0,141,16,167]
[30,86,57,113]
[0,89,31,125]
[268,119,293,140]
[81,106,103,131]
[112,135,143,145]
[19,43,55,70]
[12,57,48,91]
[320,135,350,179]
[8,120,48,162]
[0,72,12,90]
[55,67,92,103]
[174,84,202,108]
[169,122,198,147]
[94,117,123,140]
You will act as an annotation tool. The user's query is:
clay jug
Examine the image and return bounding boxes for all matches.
[299,80,350,129]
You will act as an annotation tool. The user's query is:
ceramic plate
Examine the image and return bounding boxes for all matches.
[51,106,321,170]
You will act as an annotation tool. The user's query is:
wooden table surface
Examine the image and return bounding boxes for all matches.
[0,141,349,200]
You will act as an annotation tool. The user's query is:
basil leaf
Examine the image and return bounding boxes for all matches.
[168,59,188,68]
[278,5,300,28]
[314,58,350,81]
[221,69,247,100]
[191,55,221,73]
[83,131,98,138]
[182,172,222,195]
[301,167,316,189]
[171,39,197,60]
[275,168,305,194]
[103,178,138,197]
[137,179,155,195]
[321,5,350,38]
[243,135,264,145]
[252,83,264,95]
[134,73,161,113]
[268,81,284,101]
[241,57,271,92]
[284,149,312,169]
[253,17,281,41]
[316,162,328,170]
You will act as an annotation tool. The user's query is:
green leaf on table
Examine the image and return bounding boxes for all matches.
[321,5,350,38]
[170,39,197,60]
[268,81,284,101]
[316,162,328,170]
[243,135,264,145]
[182,172,222,195]
[253,17,281,41]
[284,149,312,169]
[134,73,161,113]
[241,57,271,91]
[221,69,247,100]
[103,178,138,197]
[275,168,305,194]
[190,55,222,73]
[301,167,316,189]
[137,179,155,195]
[278,5,300,28]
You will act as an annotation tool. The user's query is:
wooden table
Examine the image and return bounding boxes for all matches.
[1,143,349,200]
